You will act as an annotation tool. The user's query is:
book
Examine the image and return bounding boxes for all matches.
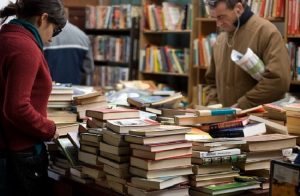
[192,154,247,165]
[174,114,235,126]
[132,147,192,160]
[103,164,130,178]
[55,137,80,168]
[80,132,101,143]
[85,108,140,120]
[283,103,300,112]
[236,160,273,171]
[56,123,79,137]
[241,134,297,152]
[100,151,130,163]
[238,105,266,115]
[127,185,189,196]
[99,142,130,155]
[208,122,266,138]
[192,148,241,158]
[131,176,188,190]
[192,164,233,175]
[81,165,105,179]
[129,125,191,137]
[191,181,260,195]
[127,92,183,108]
[248,115,288,134]
[102,129,129,147]
[197,108,241,116]
[161,108,196,117]
[78,150,98,166]
[130,156,191,170]
[130,141,192,152]
[67,131,80,149]
[129,166,193,179]
[106,118,160,134]
[200,117,249,132]
[191,170,240,182]
[125,134,186,145]
[98,156,129,169]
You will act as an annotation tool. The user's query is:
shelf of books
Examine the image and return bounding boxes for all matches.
[84,4,141,87]
[286,0,300,85]
[138,0,194,99]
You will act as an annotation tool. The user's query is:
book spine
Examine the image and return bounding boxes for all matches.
[206,120,245,131]
[195,149,241,158]
[198,108,241,116]
[194,154,246,165]
[209,130,244,138]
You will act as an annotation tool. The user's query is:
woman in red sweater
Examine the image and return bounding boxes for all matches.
[0,0,66,195]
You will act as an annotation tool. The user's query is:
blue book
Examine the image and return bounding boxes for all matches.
[209,122,266,138]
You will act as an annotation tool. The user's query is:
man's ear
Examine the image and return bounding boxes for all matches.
[234,2,244,17]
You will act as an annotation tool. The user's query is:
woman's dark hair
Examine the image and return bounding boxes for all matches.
[0,0,66,28]
[207,0,248,9]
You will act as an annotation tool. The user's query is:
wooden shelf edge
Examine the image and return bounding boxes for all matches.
[291,80,300,85]
[140,71,188,77]
[195,17,283,22]
[287,35,300,38]
[143,30,192,34]
[94,60,129,67]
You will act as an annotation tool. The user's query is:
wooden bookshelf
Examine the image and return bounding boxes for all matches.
[139,0,194,100]
[83,4,140,87]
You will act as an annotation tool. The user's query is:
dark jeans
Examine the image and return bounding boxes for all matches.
[0,152,8,196]
[8,144,50,196]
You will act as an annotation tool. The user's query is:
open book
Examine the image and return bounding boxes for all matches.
[231,48,265,81]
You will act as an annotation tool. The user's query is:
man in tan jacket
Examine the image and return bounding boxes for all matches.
[205,0,290,109]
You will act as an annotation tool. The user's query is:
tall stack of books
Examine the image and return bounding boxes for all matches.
[73,91,108,119]
[48,84,74,108]
[125,125,193,195]
[236,134,297,190]
[77,129,106,185]
[284,103,300,141]
[99,117,160,194]
[47,84,78,134]
[189,138,246,195]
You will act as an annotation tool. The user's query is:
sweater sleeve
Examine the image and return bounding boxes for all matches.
[3,52,56,140]
[237,29,291,109]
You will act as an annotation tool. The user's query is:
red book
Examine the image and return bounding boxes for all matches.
[200,117,249,132]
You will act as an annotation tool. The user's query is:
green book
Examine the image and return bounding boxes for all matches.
[199,181,260,195]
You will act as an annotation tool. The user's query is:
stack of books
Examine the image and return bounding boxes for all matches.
[284,103,300,140]
[189,138,246,194]
[125,125,193,195]
[99,118,160,194]
[47,84,78,135]
[48,84,73,108]
[236,134,297,189]
[73,91,108,119]
[77,129,106,185]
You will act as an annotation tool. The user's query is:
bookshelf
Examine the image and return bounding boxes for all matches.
[85,4,140,87]
[138,0,194,101]
[80,4,140,87]
[192,0,290,105]
[285,0,300,92]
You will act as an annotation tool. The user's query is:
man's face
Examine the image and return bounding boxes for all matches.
[210,2,238,32]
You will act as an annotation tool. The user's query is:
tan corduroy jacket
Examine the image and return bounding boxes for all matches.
[205,15,290,109]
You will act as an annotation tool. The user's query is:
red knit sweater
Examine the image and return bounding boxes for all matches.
[0,24,56,151]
